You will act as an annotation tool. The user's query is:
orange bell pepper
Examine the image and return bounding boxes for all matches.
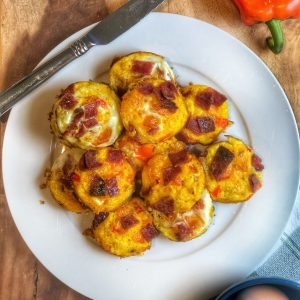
[233,0,300,54]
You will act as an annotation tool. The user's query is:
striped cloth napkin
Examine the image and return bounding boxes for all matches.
[250,186,300,280]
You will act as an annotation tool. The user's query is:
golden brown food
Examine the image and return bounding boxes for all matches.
[88,198,157,257]
[121,79,188,144]
[50,81,122,150]
[151,190,214,242]
[141,149,205,213]
[203,136,264,203]
[48,148,87,213]
[72,148,135,213]
[114,134,186,171]
[177,85,229,145]
[109,51,176,94]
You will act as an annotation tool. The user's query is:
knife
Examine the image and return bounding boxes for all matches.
[0,0,165,117]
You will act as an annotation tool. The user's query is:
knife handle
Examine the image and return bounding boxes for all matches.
[0,36,94,117]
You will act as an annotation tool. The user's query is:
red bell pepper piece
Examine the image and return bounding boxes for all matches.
[233,0,300,54]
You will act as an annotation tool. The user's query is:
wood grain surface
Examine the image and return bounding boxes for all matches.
[0,0,299,299]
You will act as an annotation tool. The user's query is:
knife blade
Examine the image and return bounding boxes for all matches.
[0,0,166,117]
[87,0,166,45]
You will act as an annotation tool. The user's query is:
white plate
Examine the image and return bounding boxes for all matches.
[3,13,300,300]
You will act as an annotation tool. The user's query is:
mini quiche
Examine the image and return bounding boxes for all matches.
[121,79,188,144]
[141,149,205,213]
[151,190,214,242]
[72,148,135,213]
[109,51,176,94]
[203,136,264,203]
[48,148,87,213]
[50,81,122,150]
[177,85,229,145]
[114,134,186,171]
[86,198,157,257]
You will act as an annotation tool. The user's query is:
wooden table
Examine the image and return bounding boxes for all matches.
[0,1,299,299]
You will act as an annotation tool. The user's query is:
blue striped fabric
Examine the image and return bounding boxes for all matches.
[250,186,300,281]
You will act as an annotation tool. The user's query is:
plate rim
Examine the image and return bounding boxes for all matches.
[2,12,300,299]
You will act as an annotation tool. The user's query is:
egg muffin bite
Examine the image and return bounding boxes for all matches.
[87,198,157,257]
[121,79,188,144]
[48,148,87,213]
[72,148,135,213]
[109,51,176,94]
[204,136,264,203]
[114,134,186,171]
[141,149,205,213]
[176,85,229,145]
[50,81,122,150]
[151,190,214,242]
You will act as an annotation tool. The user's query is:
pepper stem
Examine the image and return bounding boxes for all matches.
[266,19,284,54]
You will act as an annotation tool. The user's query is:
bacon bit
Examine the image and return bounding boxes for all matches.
[96,128,112,145]
[197,117,215,133]
[215,117,228,129]
[64,84,75,94]
[107,149,123,163]
[92,212,109,229]
[176,223,191,241]
[195,87,226,110]
[212,186,222,198]
[181,89,192,97]
[106,177,119,196]
[71,172,80,182]
[185,117,201,134]
[141,224,157,242]
[176,131,191,144]
[83,151,101,170]
[75,123,86,138]
[139,82,154,95]
[63,108,84,136]
[163,165,181,185]
[154,85,178,113]
[59,93,77,110]
[152,198,174,216]
[143,116,160,135]
[252,154,264,171]
[83,118,98,128]
[160,81,177,100]
[60,177,73,189]
[209,88,226,106]
[120,214,139,230]
[211,146,234,181]
[135,144,154,161]
[132,60,154,75]
[84,102,99,119]
[249,174,261,193]
[185,116,216,134]
[160,99,177,112]
[168,149,188,166]
[195,92,211,110]
[89,176,106,196]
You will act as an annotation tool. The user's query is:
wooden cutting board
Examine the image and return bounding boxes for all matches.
[0,1,299,299]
